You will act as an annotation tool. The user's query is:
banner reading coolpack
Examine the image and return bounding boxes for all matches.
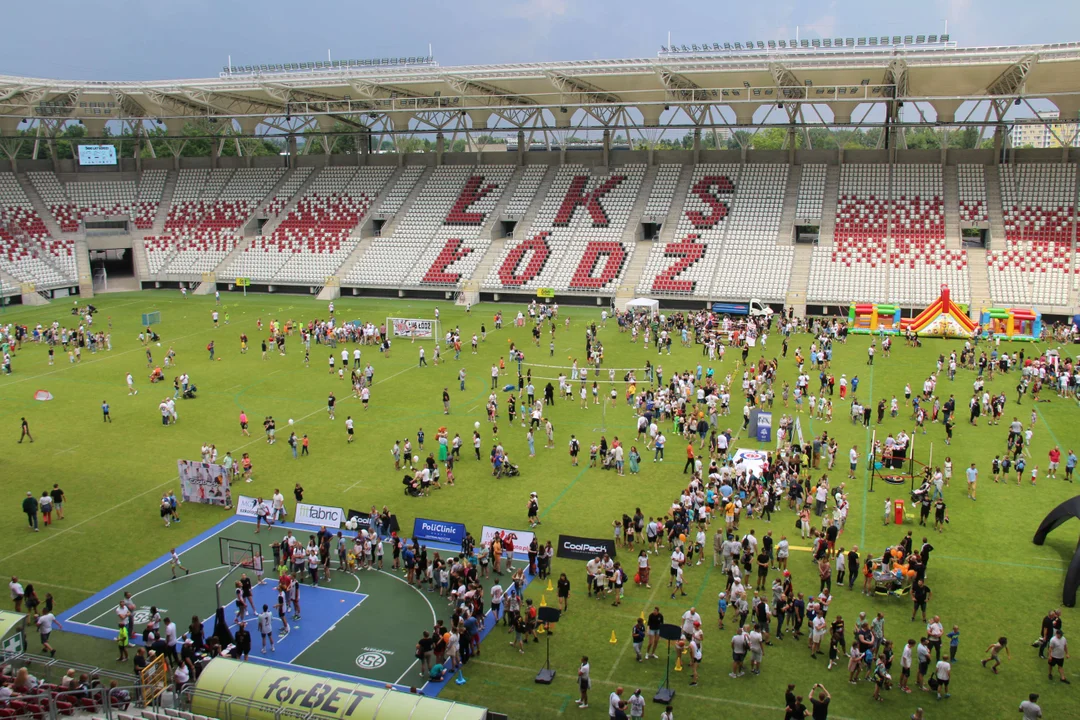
[412,518,467,546]
[388,317,436,339]
[178,459,231,507]
[346,509,401,535]
[235,495,273,519]
[480,525,535,556]
[294,502,346,528]
[556,534,617,561]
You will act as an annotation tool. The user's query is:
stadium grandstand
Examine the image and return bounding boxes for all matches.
[0,36,1078,318]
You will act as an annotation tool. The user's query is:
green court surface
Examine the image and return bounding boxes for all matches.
[60,517,437,686]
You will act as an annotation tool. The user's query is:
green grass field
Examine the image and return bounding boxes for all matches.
[1,290,1078,720]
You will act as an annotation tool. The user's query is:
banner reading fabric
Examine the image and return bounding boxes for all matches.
[235,495,273,519]
[388,317,436,339]
[556,534,617,561]
[412,518,467,546]
[480,525,535,556]
[294,502,346,528]
[178,460,231,507]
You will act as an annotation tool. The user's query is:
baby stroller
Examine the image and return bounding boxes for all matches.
[402,475,422,497]
[910,480,931,503]
[499,461,521,478]
[183,383,198,399]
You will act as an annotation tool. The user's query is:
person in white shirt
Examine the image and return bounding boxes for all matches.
[126,372,137,395]
[490,583,504,620]
[608,687,623,719]
[36,612,61,656]
[681,608,701,638]
[257,605,275,653]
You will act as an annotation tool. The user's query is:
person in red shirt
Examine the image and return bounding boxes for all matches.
[1048,446,1061,479]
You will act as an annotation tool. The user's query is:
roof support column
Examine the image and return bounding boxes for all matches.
[436,132,445,165]
[0,117,23,173]
[692,128,701,164]
[602,129,610,167]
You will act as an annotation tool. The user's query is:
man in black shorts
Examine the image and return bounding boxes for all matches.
[911,580,931,622]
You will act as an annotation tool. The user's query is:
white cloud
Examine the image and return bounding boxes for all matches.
[505,0,569,22]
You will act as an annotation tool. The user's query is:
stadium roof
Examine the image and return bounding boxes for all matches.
[1,41,1079,133]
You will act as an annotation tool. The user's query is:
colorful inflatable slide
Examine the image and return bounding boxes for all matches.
[898,285,977,338]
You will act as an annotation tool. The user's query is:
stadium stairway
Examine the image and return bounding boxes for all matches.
[787,243,813,316]
[375,166,433,238]
[817,165,840,245]
[258,168,321,236]
[149,171,179,236]
[468,165,556,288]
[942,165,962,250]
[777,164,801,244]
[984,165,1007,248]
[654,164,695,248]
[19,174,65,239]
[966,247,991,318]
[612,164,660,293]
[325,165,409,286]
[74,238,93,297]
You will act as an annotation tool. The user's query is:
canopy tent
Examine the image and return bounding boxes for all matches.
[625,298,660,318]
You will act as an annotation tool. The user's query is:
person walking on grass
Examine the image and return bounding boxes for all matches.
[1047,629,1070,683]
[18,417,33,443]
[22,492,39,531]
[981,637,1010,674]
[102,400,112,423]
[35,610,61,657]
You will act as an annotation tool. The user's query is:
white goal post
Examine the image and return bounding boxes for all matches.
[386,317,441,341]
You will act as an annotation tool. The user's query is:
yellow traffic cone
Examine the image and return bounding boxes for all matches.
[536,624,546,635]
[609,630,618,644]
[674,653,683,672]
[546,578,554,592]
[638,610,645,623]
[540,595,548,607]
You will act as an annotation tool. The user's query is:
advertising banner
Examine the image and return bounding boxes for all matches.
[190,658,487,720]
[235,495,273,519]
[388,317,436,339]
[178,460,231,506]
[556,534,617,561]
[412,518,467,546]
[294,502,346,528]
[346,509,401,535]
[754,410,772,443]
[480,525,535,556]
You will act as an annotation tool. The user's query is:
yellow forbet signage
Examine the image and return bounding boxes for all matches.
[536,287,555,298]
[191,659,485,720]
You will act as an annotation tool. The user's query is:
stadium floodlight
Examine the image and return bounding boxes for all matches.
[777,102,783,108]
[805,79,812,86]
[681,45,690,52]
[743,80,751,88]
[724,43,731,49]
[692,45,699,51]
[1015,97,1022,106]
[858,37,866,46]
[823,39,831,47]
[721,89,729,96]
[778,40,785,48]
[941,34,949,41]
[812,39,820,47]
[768,40,777,48]
[801,40,809,48]
[845,38,854,46]
[904,35,913,44]
[916,35,926,43]
[660,45,667,52]
[861,78,870,85]
[892,36,901,44]
[734,42,742,49]
[869,37,878,46]
[756,41,764,49]
[714,43,721,50]
[928,35,937,43]
[753,88,761,96]
[790,39,797,47]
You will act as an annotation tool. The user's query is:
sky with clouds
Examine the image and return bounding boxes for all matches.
[2,0,1077,81]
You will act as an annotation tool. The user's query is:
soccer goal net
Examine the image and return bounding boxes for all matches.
[141,311,161,327]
